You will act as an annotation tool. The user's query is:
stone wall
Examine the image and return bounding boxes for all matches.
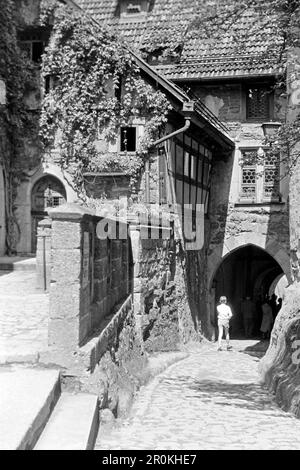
[259,19,300,417]
[130,213,202,352]
[79,295,147,417]
[259,283,300,417]
[46,203,133,360]
[39,202,146,416]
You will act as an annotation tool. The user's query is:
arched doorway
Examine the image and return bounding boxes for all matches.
[31,175,66,252]
[212,244,283,338]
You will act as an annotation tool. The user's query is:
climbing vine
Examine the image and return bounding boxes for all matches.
[0,0,38,254]
[39,2,172,194]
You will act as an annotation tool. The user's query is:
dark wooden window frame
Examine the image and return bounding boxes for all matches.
[172,134,213,214]
[242,82,274,122]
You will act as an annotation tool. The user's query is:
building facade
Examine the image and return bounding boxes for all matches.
[77,0,291,337]
[1,0,294,341]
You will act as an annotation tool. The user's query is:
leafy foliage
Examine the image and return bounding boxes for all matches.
[0,0,38,253]
[39,2,172,193]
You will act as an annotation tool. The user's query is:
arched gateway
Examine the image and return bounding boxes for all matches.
[208,240,290,339]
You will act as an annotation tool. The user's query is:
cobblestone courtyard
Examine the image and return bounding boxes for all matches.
[96,341,300,450]
[0,271,48,362]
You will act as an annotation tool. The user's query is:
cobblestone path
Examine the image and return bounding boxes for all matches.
[96,341,300,450]
[0,271,48,360]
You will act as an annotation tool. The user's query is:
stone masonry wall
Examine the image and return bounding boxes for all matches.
[259,17,300,418]
[131,215,202,353]
[79,296,147,417]
[48,203,132,353]
[40,202,146,417]
[259,283,300,418]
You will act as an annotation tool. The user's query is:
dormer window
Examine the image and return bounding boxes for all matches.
[119,0,149,20]
[127,2,142,14]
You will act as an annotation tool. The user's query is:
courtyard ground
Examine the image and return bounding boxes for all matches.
[0,270,48,363]
[96,340,300,450]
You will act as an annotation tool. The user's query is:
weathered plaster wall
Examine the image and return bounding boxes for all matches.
[193,84,242,121]
[191,82,286,123]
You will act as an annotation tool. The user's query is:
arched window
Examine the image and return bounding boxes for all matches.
[31,175,66,252]
[31,175,66,212]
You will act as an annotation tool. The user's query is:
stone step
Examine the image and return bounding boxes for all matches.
[34,393,99,450]
[0,367,61,450]
[0,256,36,272]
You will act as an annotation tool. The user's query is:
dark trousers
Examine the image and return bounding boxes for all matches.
[243,317,253,337]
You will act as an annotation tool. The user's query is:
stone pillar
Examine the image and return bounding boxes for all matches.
[36,217,52,291]
[47,203,94,367]
[128,219,144,340]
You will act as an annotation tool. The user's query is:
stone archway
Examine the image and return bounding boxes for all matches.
[208,234,291,289]
[209,241,290,339]
[31,175,66,251]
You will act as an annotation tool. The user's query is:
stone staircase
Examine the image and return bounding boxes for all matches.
[0,366,99,450]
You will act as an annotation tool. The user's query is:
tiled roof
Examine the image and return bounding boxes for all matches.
[77,0,285,80]
[154,56,284,81]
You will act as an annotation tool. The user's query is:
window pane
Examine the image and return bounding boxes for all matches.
[126,1,142,14]
[190,155,196,180]
[203,162,210,186]
[32,41,44,63]
[241,167,256,199]
[120,127,136,152]
[176,144,183,175]
[184,182,190,205]
[184,152,189,177]
[197,159,203,184]
[176,179,183,206]
[190,185,197,210]
[246,86,270,120]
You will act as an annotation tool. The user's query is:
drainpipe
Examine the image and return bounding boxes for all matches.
[152,116,191,148]
[145,101,194,204]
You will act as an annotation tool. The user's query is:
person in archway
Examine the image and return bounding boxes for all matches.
[260,296,273,340]
[241,296,256,338]
[217,296,233,351]
[274,297,283,320]
[270,293,278,318]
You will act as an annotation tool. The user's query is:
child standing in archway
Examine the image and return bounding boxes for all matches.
[217,296,233,351]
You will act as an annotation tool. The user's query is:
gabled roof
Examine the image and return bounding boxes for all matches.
[77,0,285,80]
[128,50,234,149]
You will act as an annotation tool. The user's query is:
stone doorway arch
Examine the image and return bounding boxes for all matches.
[31,175,66,251]
[209,243,288,339]
[208,234,291,289]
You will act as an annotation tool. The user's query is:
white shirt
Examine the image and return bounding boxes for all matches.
[217,304,233,323]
